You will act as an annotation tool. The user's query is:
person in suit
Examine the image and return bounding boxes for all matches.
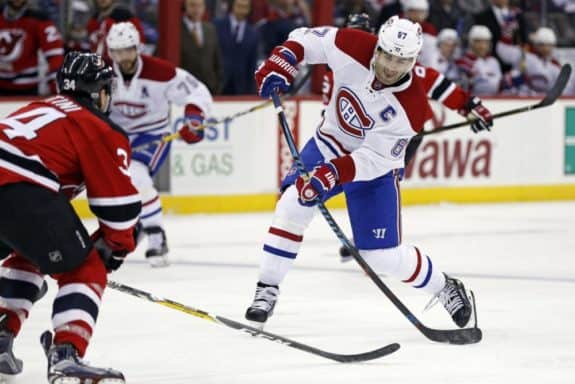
[473,0,529,72]
[181,0,224,94]
[214,0,260,95]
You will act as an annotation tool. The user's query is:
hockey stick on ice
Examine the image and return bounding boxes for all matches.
[420,63,572,137]
[106,280,399,363]
[271,90,482,345]
[133,69,312,150]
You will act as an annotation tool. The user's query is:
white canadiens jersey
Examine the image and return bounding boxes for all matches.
[496,41,562,95]
[456,52,502,96]
[109,55,213,135]
[285,27,468,182]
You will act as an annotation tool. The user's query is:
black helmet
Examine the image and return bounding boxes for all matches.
[345,13,374,33]
[57,51,113,107]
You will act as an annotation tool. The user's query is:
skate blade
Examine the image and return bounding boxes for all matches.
[147,256,170,268]
[246,320,266,332]
[0,353,22,377]
[51,377,125,384]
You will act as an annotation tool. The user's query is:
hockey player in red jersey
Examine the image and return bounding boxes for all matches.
[245,17,493,330]
[0,0,64,95]
[105,22,213,267]
[0,52,141,383]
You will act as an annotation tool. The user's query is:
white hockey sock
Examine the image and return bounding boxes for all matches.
[361,245,446,296]
[258,186,315,286]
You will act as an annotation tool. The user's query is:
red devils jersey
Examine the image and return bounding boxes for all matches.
[0,95,141,252]
[87,7,145,58]
[0,7,64,94]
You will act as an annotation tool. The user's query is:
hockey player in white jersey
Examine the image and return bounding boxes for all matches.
[106,22,213,267]
[456,25,502,96]
[496,27,562,95]
[245,16,494,329]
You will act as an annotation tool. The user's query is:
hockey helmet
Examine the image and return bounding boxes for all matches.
[437,28,458,44]
[345,13,374,33]
[532,27,556,45]
[468,25,492,41]
[377,16,423,59]
[106,21,141,51]
[57,51,113,110]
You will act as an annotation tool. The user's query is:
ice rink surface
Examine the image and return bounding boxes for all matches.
[9,201,575,383]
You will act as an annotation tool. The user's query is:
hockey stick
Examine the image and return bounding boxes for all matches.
[106,280,400,363]
[134,69,312,150]
[271,90,482,345]
[420,63,572,137]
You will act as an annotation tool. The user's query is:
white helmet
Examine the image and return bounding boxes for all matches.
[532,27,556,45]
[377,16,423,59]
[402,0,429,11]
[468,25,492,41]
[437,28,458,44]
[106,22,141,51]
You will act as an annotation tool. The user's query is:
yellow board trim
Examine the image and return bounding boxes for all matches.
[72,184,575,218]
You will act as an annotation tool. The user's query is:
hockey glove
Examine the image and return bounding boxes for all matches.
[179,105,205,144]
[93,222,143,272]
[255,46,299,98]
[459,96,493,133]
[295,163,339,206]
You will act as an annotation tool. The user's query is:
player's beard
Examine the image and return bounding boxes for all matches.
[119,59,138,75]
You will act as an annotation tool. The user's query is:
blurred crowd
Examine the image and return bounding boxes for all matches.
[1,0,574,97]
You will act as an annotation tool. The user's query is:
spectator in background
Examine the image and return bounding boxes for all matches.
[473,0,529,71]
[456,25,502,95]
[428,0,466,32]
[0,0,64,95]
[334,0,377,28]
[497,27,562,95]
[87,0,146,58]
[376,0,401,28]
[429,28,461,82]
[259,0,310,56]
[214,0,259,95]
[402,0,437,67]
[181,0,224,94]
[65,0,92,53]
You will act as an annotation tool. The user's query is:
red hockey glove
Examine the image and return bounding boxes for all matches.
[459,96,493,133]
[255,46,299,98]
[295,163,339,206]
[179,105,205,144]
[92,222,143,272]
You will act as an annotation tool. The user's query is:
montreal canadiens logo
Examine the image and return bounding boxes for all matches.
[336,87,374,138]
[113,101,148,119]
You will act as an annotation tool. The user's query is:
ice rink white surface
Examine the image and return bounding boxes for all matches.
[9,201,575,383]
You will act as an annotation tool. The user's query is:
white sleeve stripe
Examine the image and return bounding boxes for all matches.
[43,48,65,57]
[438,82,456,103]
[89,194,141,206]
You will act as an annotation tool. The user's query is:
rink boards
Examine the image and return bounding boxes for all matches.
[0,96,574,215]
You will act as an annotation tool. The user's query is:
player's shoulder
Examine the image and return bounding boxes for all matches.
[393,72,433,133]
[334,29,377,69]
[140,55,177,82]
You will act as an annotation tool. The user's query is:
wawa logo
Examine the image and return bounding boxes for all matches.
[336,87,374,138]
[113,101,148,119]
[0,29,25,62]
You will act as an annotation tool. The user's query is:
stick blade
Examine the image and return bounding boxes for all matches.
[539,63,572,107]
[327,343,401,363]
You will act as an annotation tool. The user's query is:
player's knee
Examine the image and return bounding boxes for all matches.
[55,248,107,289]
[273,185,315,233]
[360,246,406,275]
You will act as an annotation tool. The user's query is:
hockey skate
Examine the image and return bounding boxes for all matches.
[144,226,169,268]
[41,331,125,384]
[245,282,279,329]
[0,329,23,379]
[426,274,473,328]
